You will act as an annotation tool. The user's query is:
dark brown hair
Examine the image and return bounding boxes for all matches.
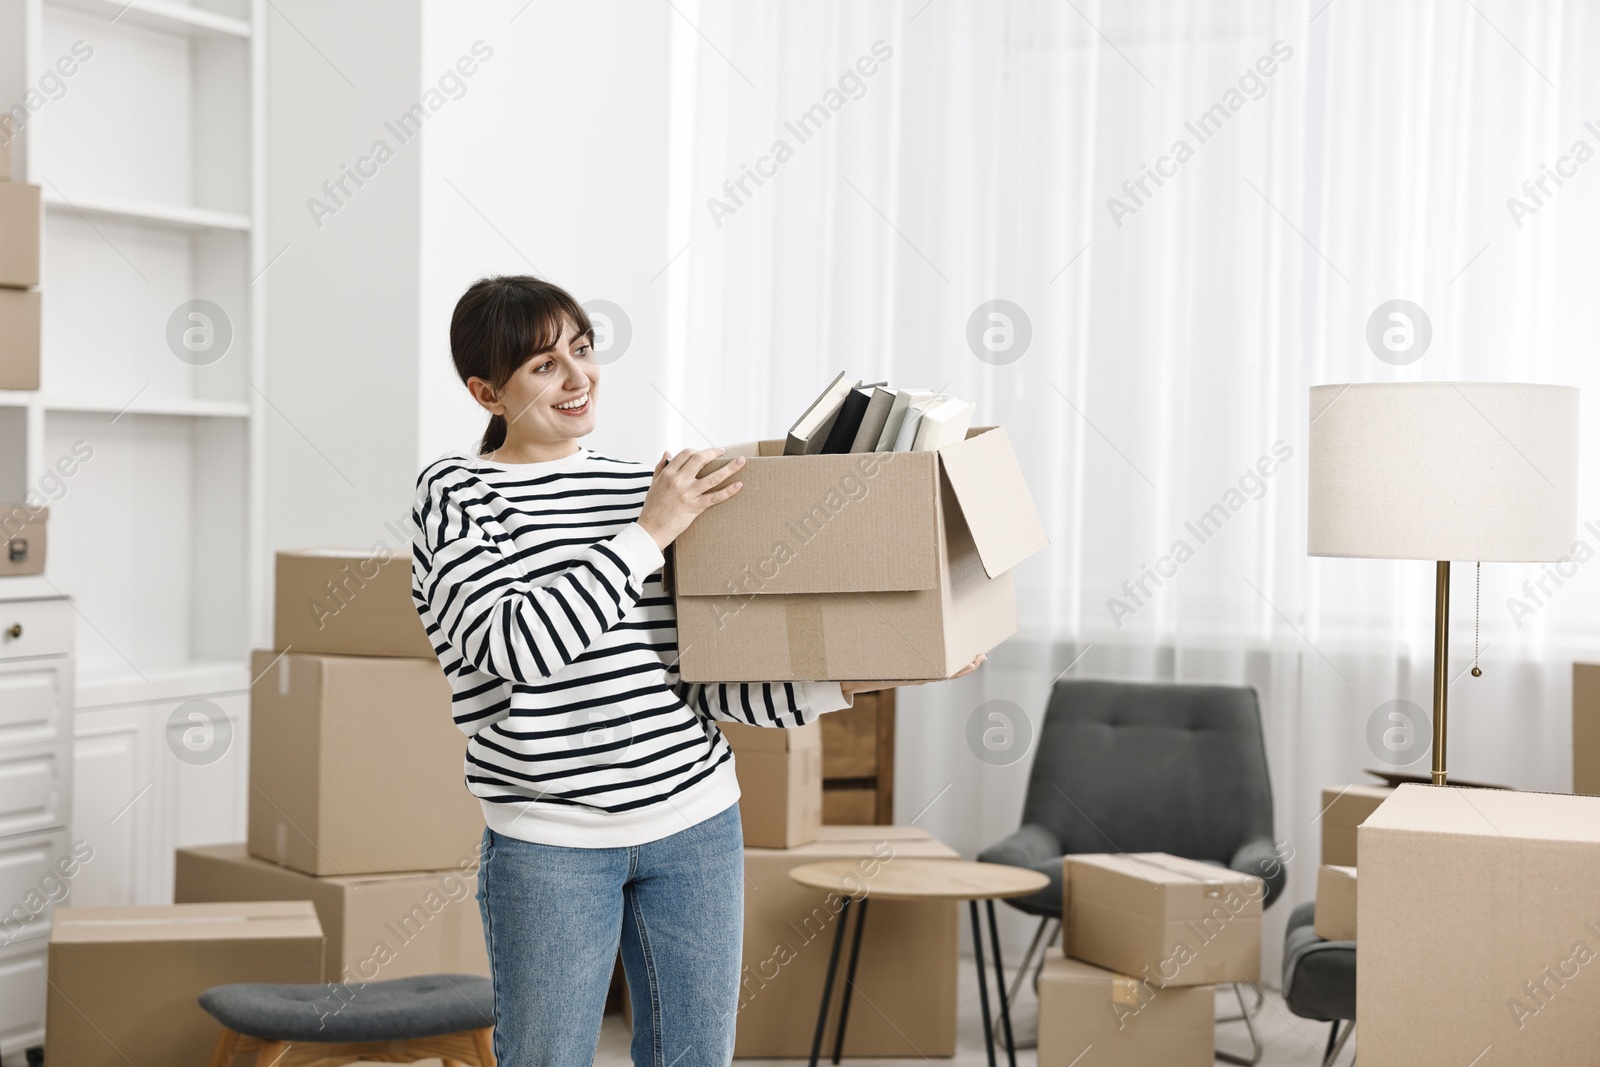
[449,275,594,454]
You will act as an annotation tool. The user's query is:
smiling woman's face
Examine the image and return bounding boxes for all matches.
[467,315,598,456]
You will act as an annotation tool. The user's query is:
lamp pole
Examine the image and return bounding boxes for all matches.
[1431,561,1450,786]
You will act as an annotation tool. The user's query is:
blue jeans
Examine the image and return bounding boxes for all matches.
[476,801,745,1066]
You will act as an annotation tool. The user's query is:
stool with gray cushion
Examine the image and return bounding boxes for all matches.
[977,677,1286,1064]
[1282,900,1356,1064]
[199,972,495,1067]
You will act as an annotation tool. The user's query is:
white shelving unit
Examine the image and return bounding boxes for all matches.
[0,7,264,1014]
[10,0,264,694]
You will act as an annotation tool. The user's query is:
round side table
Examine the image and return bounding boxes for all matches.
[789,858,1050,1067]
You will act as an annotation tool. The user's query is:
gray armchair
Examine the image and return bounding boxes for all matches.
[978,677,1285,1063]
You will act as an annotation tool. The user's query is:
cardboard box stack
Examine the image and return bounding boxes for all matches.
[670,374,1048,683]
[0,133,40,391]
[1573,661,1600,795]
[1037,852,1265,1065]
[1359,784,1600,1065]
[732,825,960,1057]
[1318,783,1394,867]
[1313,864,1357,941]
[718,719,822,848]
[45,901,323,1067]
[173,550,488,985]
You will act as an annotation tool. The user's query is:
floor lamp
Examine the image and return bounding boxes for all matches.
[1306,382,1579,785]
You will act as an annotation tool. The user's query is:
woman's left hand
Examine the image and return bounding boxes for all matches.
[838,652,987,700]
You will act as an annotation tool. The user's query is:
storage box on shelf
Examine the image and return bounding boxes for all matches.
[819,690,895,824]
[45,901,322,1067]
[671,426,1048,681]
[0,505,46,576]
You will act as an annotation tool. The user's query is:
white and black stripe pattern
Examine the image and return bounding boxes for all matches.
[412,447,850,848]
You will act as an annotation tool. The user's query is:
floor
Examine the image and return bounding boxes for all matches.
[592,959,1353,1066]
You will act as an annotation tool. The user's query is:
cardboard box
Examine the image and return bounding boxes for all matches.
[274,548,433,658]
[45,901,323,1067]
[1313,864,1356,941]
[248,649,483,875]
[1359,784,1600,1065]
[672,426,1048,681]
[0,288,39,390]
[0,183,39,289]
[1574,662,1600,795]
[1063,853,1262,986]
[733,825,960,1057]
[0,504,45,576]
[175,842,488,983]
[718,719,822,848]
[1318,784,1394,867]
[1037,955,1215,1067]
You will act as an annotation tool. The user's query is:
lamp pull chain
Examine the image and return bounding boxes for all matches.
[1472,561,1483,678]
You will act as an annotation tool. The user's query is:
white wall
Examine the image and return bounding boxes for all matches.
[416,0,672,470]
[264,0,674,649]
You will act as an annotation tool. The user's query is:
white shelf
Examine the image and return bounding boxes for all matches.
[44,192,251,233]
[0,392,35,409]
[44,396,250,418]
[76,657,252,709]
[45,0,250,39]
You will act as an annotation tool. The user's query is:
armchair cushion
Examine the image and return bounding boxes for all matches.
[977,824,1063,917]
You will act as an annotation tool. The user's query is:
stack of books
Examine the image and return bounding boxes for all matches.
[783,373,975,456]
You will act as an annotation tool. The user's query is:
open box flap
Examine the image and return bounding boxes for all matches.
[938,426,1050,579]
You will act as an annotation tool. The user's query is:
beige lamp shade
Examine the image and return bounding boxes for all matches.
[1308,382,1579,562]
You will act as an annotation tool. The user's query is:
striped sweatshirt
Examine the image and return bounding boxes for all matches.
[411,445,853,848]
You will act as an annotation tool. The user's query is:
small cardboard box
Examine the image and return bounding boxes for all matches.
[734,825,960,1057]
[248,650,483,875]
[0,183,39,289]
[1037,955,1215,1067]
[45,900,323,1067]
[1313,864,1356,941]
[672,426,1048,681]
[718,719,822,848]
[175,842,488,983]
[0,504,46,576]
[274,548,433,658]
[1063,852,1263,986]
[1574,662,1600,795]
[0,287,39,389]
[1359,784,1600,1065]
[1318,784,1393,867]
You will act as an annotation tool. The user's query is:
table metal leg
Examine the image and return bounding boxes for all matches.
[985,900,1019,1067]
[830,897,869,1065]
[808,895,852,1067]
[969,900,998,1067]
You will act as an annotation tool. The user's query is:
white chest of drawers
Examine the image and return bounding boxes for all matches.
[0,587,74,1061]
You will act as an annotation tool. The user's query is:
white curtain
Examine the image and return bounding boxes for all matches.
[662,0,1600,981]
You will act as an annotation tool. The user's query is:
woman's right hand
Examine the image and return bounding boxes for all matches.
[637,447,747,551]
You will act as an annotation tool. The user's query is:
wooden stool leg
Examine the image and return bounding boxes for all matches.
[471,1025,497,1066]
[207,1028,241,1067]
[253,1039,290,1067]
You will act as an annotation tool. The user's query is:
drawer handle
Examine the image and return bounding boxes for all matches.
[4,624,19,640]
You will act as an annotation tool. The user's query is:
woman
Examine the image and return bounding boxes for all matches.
[411,275,984,1067]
